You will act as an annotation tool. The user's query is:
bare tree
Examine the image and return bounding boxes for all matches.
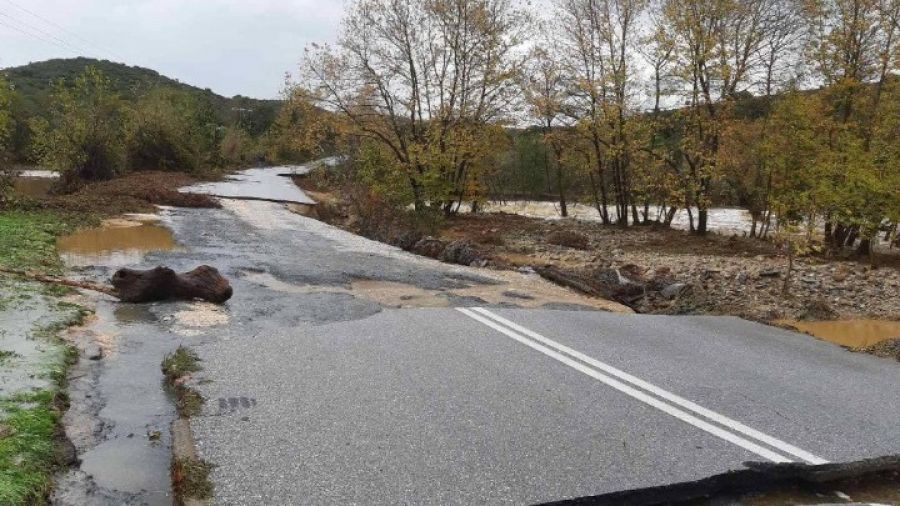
[522,31,571,216]
[555,0,648,225]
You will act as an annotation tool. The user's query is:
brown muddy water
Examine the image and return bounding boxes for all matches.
[12,176,55,197]
[57,218,177,267]
[782,320,900,348]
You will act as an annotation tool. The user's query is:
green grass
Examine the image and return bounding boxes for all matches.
[162,347,205,417]
[161,346,202,384]
[0,208,98,504]
[172,457,214,500]
[0,211,72,274]
[0,391,60,505]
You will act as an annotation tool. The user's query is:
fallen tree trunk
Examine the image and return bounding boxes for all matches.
[534,266,603,298]
[0,267,117,296]
[111,265,233,303]
[2,265,233,304]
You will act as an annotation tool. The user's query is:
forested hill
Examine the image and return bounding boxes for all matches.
[2,57,280,136]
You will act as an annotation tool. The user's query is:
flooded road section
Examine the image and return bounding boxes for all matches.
[782,319,900,348]
[56,292,227,505]
[52,210,201,505]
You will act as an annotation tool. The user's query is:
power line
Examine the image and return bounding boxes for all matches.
[0,0,126,61]
[0,10,93,56]
[0,15,81,56]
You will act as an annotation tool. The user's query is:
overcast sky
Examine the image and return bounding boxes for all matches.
[0,0,345,99]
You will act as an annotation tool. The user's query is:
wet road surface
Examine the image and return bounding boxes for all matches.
[58,166,900,504]
[181,167,316,205]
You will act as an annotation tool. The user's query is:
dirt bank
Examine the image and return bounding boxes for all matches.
[296,178,900,325]
[14,171,219,216]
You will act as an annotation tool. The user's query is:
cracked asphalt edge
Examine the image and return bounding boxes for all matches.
[541,454,900,505]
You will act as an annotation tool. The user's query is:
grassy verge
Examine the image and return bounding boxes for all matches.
[162,347,205,418]
[162,346,213,504]
[0,208,90,504]
[171,457,213,502]
[0,211,80,274]
[0,393,59,504]
[0,324,80,505]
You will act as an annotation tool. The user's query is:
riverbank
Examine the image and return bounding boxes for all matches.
[0,212,90,504]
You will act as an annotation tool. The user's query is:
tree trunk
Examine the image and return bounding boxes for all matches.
[111,266,233,304]
[782,243,793,296]
[695,208,708,236]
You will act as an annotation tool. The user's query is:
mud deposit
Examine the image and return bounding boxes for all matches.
[242,270,626,312]
[57,218,176,267]
[781,320,900,348]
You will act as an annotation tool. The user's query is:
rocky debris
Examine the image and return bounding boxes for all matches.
[546,230,590,250]
[111,265,233,304]
[301,187,900,322]
[857,338,900,361]
[404,236,484,266]
[798,299,839,321]
[409,237,446,259]
[589,267,646,304]
[394,231,424,251]
[459,214,900,322]
[660,282,690,300]
[440,240,481,266]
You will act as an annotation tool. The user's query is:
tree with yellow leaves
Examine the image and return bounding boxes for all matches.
[298,0,530,214]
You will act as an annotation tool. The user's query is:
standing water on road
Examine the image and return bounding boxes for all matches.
[782,320,900,348]
[57,217,177,267]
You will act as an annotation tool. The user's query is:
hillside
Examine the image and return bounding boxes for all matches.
[2,57,280,136]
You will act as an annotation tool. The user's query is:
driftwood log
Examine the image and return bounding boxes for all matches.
[0,267,117,296]
[111,265,233,303]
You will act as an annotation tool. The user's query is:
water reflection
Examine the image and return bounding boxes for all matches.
[57,222,177,267]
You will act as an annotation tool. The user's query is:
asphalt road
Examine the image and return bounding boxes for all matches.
[145,168,900,504]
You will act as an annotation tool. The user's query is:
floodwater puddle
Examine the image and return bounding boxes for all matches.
[57,217,177,267]
[782,319,900,348]
[55,298,192,505]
